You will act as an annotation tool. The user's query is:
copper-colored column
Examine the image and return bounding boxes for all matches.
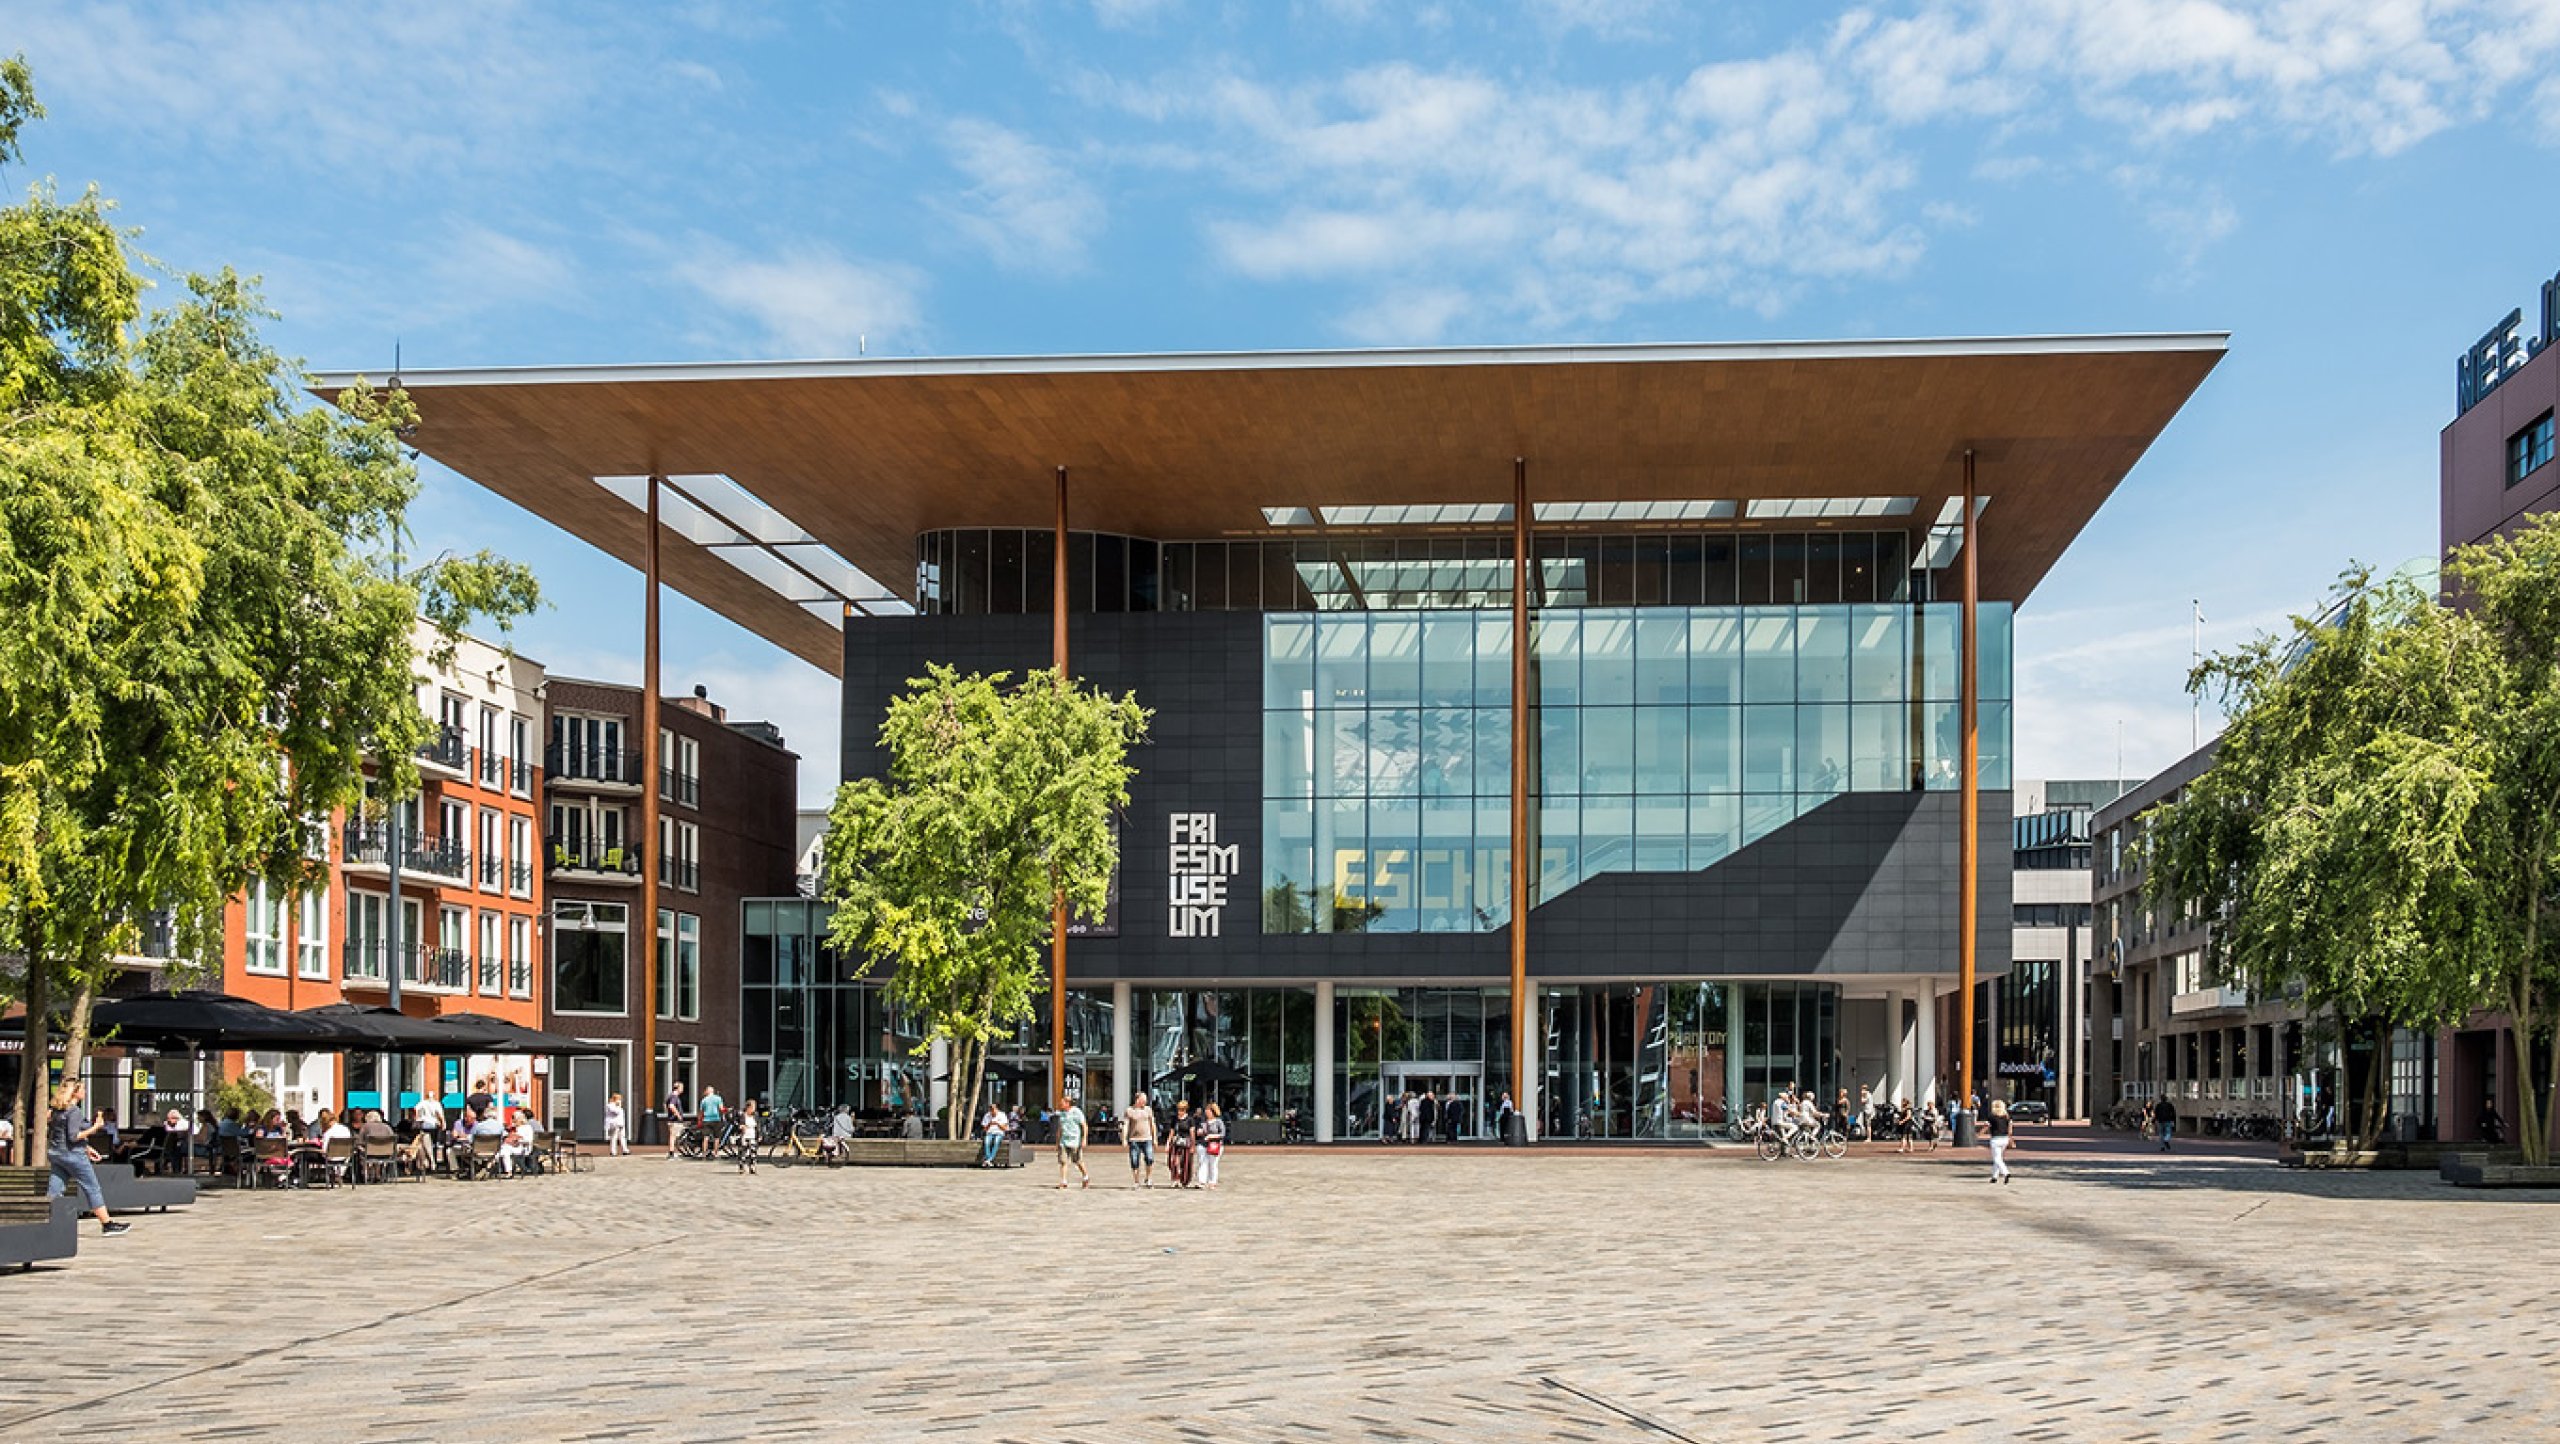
[1051,465,1070,1110]
[640,473,663,1117]
[1508,457,1531,1136]
[1957,449,1979,1112]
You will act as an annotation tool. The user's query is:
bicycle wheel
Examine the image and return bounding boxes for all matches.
[1756,1132,1783,1162]
[1821,1129,1847,1160]
[1788,1132,1816,1161]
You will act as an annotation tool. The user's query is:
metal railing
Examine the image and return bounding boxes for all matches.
[660,767,700,808]
[547,839,643,876]
[544,742,642,786]
[509,860,535,893]
[476,747,504,786]
[479,855,505,888]
[511,757,535,792]
[508,957,532,997]
[343,822,469,879]
[342,938,391,984]
[413,946,468,990]
[418,726,468,772]
[659,857,700,891]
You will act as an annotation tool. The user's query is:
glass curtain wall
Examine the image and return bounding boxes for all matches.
[1266,604,2013,931]
[741,900,929,1115]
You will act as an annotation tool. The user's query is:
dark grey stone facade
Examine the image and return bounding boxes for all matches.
[844,611,2010,986]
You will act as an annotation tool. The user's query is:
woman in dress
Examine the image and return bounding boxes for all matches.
[1166,1099,1197,1188]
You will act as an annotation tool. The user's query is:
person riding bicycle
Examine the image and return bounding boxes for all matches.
[1768,1089,1798,1145]
[1796,1089,1829,1144]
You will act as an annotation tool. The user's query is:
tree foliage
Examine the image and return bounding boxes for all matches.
[0,60,539,1157]
[821,665,1148,1138]
[2148,526,2560,1161]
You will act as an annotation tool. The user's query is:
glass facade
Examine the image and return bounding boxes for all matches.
[1264,604,2013,932]
[741,900,929,1114]
[916,528,1924,615]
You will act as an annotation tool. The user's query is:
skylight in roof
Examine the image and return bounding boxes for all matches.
[1536,499,1737,523]
[593,472,910,621]
[1743,497,1917,520]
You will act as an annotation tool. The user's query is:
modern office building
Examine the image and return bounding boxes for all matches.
[541,679,799,1137]
[1999,778,2113,1119]
[325,333,2223,1141]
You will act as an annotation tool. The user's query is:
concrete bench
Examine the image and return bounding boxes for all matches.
[2438,1151,2560,1189]
[0,1166,78,1271]
[94,1162,197,1213]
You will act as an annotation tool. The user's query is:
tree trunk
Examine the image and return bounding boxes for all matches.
[14,947,50,1168]
[60,966,97,1097]
[2352,1018,2386,1153]
[2538,1021,2557,1167]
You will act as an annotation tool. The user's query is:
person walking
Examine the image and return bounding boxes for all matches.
[1054,1093,1091,1189]
[735,1099,760,1174]
[2154,1095,2178,1152]
[662,1080,689,1159]
[1987,1098,2014,1184]
[603,1093,629,1156]
[1398,1090,1421,1145]
[1496,1091,1517,1144]
[1124,1091,1159,1188]
[1199,1103,1228,1190]
[1418,1088,1440,1144]
[43,1083,132,1237]
[1166,1099,1198,1188]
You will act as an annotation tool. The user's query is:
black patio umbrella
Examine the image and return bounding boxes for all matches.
[35,990,377,1051]
[1152,1058,1249,1092]
[413,1012,606,1056]
[295,1003,469,1052]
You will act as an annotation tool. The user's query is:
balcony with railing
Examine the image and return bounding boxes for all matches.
[660,766,700,809]
[342,822,470,882]
[659,856,700,892]
[418,725,469,775]
[510,756,535,793]
[547,837,644,885]
[479,854,505,889]
[545,742,643,792]
[476,747,505,787]
[508,955,532,997]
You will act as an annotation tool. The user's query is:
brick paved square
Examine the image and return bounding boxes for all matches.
[2,1137,2553,1442]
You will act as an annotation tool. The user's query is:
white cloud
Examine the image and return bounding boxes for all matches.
[675,247,927,358]
[1333,286,1472,344]
[1092,0,1181,28]
[935,118,1106,273]
[429,224,577,303]
[13,2,616,176]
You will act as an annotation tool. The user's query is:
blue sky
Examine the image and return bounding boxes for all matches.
[18,1,2560,804]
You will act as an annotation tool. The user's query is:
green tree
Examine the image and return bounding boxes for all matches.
[821,665,1148,1139]
[0,60,538,1160]
[2148,528,2560,1162]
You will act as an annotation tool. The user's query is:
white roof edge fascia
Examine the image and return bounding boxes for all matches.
[310,332,2233,392]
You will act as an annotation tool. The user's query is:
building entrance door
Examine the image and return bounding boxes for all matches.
[1384,1064,1483,1141]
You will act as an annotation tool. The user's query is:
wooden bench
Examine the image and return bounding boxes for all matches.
[831,1138,1022,1168]
[0,1165,78,1271]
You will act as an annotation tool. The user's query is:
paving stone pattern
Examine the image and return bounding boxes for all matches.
[1,1133,2554,1442]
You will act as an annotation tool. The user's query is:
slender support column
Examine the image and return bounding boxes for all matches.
[928,1036,950,1120]
[1051,466,1070,1110]
[1314,980,1336,1143]
[640,473,663,1114]
[1958,449,1979,1115]
[1885,990,1909,1104]
[1110,981,1132,1115]
[1508,457,1533,1141]
[1521,983,1541,1140]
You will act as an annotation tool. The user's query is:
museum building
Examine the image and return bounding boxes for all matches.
[328,334,2223,1142]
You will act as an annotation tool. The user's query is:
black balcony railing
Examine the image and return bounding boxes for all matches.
[415,946,468,990]
[342,937,393,984]
[510,757,535,792]
[544,742,642,786]
[509,860,534,893]
[660,767,700,808]
[342,822,468,879]
[418,725,468,772]
[508,957,531,996]
[659,857,700,892]
[478,855,505,888]
[476,747,503,786]
[547,838,643,876]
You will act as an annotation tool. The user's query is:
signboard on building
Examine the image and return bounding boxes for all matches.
[2455,266,2560,415]
[1168,812,1240,938]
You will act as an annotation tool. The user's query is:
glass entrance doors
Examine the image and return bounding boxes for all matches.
[1383,1064,1483,1141]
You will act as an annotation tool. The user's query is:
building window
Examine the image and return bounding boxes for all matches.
[244,880,287,975]
[659,729,701,808]
[657,910,701,1022]
[479,911,502,995]
[510,916,533,998]
[2511,412,2556,486]
[655,1042,699,1110]
[295,890,329,979]
[552,900,628,1014]
[509,816,533,894]
[479,807,503,891]
[433,904,466,989]
[659,817,700,892]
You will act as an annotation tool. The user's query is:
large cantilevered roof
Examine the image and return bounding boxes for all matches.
[314,333,2225,676]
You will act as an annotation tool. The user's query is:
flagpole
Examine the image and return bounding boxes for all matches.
[2190,600,2202,752]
